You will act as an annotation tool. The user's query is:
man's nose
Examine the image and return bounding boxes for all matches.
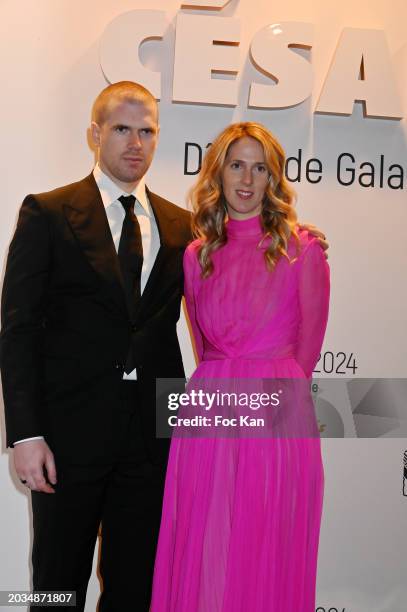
[128,132,142,148]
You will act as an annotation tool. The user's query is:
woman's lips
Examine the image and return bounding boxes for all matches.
[236,190,253,200]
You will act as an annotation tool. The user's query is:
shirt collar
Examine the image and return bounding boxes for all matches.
[93,163,151,215]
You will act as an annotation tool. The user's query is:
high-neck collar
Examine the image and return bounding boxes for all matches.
[226,214,263,238]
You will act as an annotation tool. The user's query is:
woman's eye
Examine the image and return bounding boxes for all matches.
[256,165,267,173]
[231,162,241,169]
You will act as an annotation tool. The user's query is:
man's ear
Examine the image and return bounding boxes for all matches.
[90,121,101,147]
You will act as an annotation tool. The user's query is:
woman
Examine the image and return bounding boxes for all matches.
[151,122,330,611]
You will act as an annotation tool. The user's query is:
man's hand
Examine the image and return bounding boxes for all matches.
[299,223,329,259]
[14,439,57,494]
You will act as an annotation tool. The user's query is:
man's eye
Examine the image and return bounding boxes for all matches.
[115,126,128,133]
[141,128,153,135]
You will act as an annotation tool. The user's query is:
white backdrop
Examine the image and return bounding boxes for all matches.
[0,1,406,610]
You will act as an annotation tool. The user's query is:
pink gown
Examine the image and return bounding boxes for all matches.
[151,215,330,612]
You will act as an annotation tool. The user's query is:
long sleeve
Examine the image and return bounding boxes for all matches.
[183,244,204,363]
[0,195,50,446]
[295,238,330,378]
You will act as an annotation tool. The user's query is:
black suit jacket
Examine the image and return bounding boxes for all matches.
[0,173,192,461]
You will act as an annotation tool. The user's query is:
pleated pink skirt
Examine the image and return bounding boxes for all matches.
[151,358,324,612]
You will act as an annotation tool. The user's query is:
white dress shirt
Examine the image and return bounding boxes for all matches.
[94,164,160,295]
[14,164,160,445]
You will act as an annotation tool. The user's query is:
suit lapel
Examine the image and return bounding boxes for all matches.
[63,174,128,317]
[135,189,181,317]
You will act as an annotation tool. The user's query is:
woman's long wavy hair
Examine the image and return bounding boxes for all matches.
[189,122,299,277]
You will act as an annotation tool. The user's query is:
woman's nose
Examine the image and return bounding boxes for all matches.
[242,168,253,185]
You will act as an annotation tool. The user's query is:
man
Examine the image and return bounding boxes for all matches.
[0,81,328,611]
[1,81,191,611]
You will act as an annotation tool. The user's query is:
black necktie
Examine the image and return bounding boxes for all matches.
[118,195,143,320]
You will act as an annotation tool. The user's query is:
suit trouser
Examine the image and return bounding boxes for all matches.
[30,380,166,612]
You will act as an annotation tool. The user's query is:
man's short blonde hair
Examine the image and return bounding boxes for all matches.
[92,81,158,125]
